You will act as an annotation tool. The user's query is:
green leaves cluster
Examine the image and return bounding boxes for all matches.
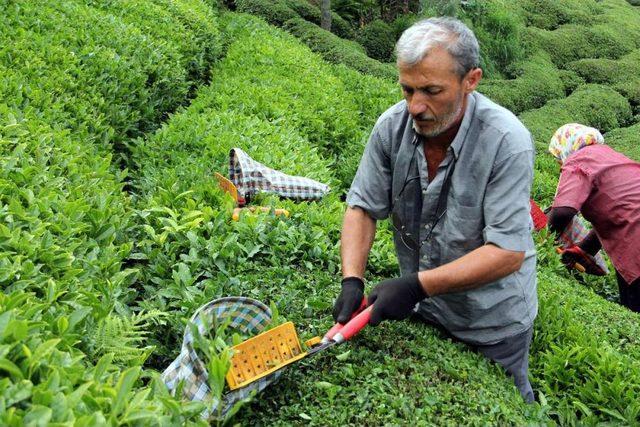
[0,0,222,423]
[3,0,640,424]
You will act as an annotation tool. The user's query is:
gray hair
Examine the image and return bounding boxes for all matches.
[395,17,480,77]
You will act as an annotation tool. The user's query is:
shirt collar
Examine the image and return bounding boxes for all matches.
[449,92,477,160]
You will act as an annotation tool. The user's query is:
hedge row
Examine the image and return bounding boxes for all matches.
[0,0,220,157]
[355,19,396,62]
[0,111,206,426]
[234,0,353,39]
[525,0,640,67]
[0,0,222,423]
[517,0,602,30]
[282,17,398,81]
[479,52,566,114]
[87,0,221,87]
[519,84,633,152]
[567,49,640,113]
[605,123,640,162]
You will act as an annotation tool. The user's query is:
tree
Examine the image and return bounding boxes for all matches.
[321,0,332,31]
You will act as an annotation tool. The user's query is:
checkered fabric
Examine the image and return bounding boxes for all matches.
[229,148,330,203]
[161,297,284,419]
[557,214,609,275]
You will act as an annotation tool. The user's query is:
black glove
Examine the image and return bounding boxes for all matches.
[367,273,427,326]
[332,277,365,324]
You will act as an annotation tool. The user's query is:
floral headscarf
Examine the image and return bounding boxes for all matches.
[548,123,604,164]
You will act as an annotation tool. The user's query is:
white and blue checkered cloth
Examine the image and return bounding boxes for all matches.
[229,148,330,202]
[161,297,284,419]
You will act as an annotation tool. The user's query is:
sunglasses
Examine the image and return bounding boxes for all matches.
[389,141,456,252]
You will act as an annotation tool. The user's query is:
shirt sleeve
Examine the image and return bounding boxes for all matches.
[552,162,592,211]
[483,149,534,252]
[345,126,392,220]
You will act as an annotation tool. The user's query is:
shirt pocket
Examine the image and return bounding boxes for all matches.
[442,201,484,262]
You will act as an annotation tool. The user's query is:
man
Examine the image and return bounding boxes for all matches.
[333,17,537,402]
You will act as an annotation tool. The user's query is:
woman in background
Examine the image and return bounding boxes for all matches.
[547,123,640,312]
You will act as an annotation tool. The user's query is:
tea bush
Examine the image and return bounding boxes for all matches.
[87,0,221,87]
[235,0,353,38]
[462,0,528,77]
[0,108,209,425]
[0,0,224,422]
[479,52,565,114]
[566,50,640,113]
[532,269,640,424]
[284,0,354,39]
[517,0,602,30]
[282,17,398,80]
[530,25,636,66]
[605,123,640,161]
[519,84,633,151]
[355,19,396,62]
[0,0,220,159]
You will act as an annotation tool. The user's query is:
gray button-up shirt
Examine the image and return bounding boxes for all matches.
[346,92,537,345]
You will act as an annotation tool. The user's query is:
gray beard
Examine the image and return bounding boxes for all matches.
[412,98,464,138]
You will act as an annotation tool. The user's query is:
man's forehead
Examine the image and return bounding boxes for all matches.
[398,47,458,83]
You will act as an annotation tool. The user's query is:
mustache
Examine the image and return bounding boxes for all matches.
[414,113,436,121]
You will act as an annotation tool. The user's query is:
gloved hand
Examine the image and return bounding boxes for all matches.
[560,245,606,276]
[332,277,365,324]
[367,273,427,326]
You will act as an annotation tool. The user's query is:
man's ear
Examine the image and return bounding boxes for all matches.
[464,68,482,93]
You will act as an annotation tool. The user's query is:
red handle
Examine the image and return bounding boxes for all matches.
[323,299,367,342]
[333,306,372,344]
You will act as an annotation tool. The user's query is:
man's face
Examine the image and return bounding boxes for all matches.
[398,47,480,138]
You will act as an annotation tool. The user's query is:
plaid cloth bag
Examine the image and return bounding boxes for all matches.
[229,148,330,202]
[161,297,283,419]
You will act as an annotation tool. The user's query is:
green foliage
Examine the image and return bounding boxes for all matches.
[479,52,565,114]
[519,84,633,151]
[355,19,396,62]
[605,123,640,161]
[88,311,167,365]
[5,0,640,424]
[283,17,398,80]
[390,13,421,40]
[0,0,220,163]
[87,0,221,86]
[566,50,640,113]
[518,0,602,30]
[235,0,298,25]
[532,270,640,424]
[462,0,527,77]
[529,24,637,66]
[557,69,586,95]
[420,0,461,17]
[0,0,223,422]
[284,0,354,39]
[235,0,354,38]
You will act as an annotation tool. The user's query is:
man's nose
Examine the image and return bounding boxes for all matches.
[407,93,428,117]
